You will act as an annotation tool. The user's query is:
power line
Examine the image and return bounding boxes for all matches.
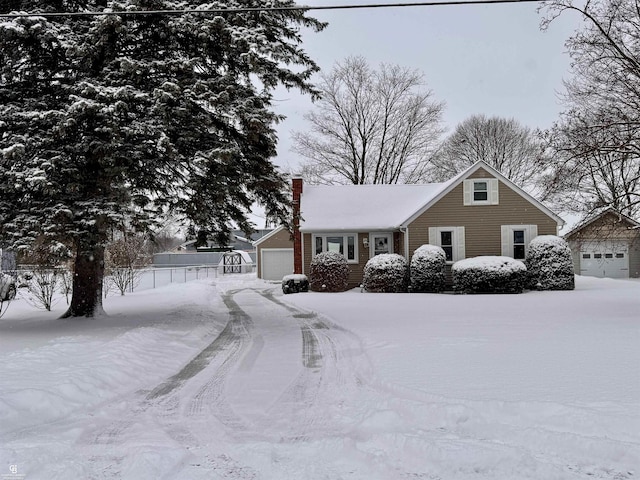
[0,0,548,19]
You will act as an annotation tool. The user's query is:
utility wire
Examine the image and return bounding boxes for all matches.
[0,0,549,18]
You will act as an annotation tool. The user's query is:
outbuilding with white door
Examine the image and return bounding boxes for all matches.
[254,226,294,281]
[565,209,640,279]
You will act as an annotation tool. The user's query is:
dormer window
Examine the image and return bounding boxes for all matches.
[463,178,499,205]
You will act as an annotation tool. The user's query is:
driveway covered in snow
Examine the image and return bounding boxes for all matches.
[0,275,638,479]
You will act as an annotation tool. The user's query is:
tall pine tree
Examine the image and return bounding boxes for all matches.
[0,1,324,317]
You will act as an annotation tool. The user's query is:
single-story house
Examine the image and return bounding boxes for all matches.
[256,161,565,286]
[564,208,640,279]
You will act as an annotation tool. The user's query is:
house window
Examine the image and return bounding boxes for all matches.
[371,233,393,256]
[513,230,526,260]
[474,181,488,202]
[464,179,499,205]
[501,225,538,259]
[440,231,453,261]
[428,226,465,263]
[313,233,358,262]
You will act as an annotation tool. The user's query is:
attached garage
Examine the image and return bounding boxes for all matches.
[579,242,629,278]
[254,226,295,281]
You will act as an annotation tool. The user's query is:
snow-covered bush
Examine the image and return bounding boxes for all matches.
[452,256,526,294]
[282,274,309,294]
[410,244,446,293]
[309,252,350,292]
[525,235,575,291]
[363,253,409,293]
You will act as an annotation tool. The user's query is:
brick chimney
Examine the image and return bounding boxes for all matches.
[292,176,303,274]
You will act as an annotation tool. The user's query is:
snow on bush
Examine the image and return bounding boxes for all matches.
[525,235,575,291]
[452,256,526,294]
[282,274,309,294]
[309,252,350,292]
[363,253,409,293]
[410,244,446,293]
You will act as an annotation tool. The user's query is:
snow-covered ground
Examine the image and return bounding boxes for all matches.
[0,275,637,479]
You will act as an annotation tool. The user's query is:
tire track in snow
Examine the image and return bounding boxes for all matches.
[255,289,370,443]
[75,288,255,453]
[146,289,253,401]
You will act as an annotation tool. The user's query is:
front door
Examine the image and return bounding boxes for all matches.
[371,233,393,256]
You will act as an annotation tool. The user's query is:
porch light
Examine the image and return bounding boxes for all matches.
[363,237,369,248]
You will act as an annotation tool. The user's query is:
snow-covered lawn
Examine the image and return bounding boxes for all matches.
[0,275,637,479]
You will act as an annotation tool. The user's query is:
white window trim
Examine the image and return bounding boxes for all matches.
[312,233,359,263]
[500,225,538,259]
[428,226,466,263]
[369,232,394,257]
[464,178,499,206]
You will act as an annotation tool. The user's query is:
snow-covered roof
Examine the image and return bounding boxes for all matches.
[298,161,564,232]
[563,207,640,238]
[299,182,451,232]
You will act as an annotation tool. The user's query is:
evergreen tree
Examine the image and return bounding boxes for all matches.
[0,1,324,317]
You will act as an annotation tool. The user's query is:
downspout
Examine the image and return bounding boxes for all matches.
[399,226,409,260]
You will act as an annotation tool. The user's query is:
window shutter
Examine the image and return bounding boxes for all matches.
[428,227,437,245]
[501,225,510,257]
[527,225,538,244]
[456,227,466,260]
[463,180,472,206]
[490,179,499,205]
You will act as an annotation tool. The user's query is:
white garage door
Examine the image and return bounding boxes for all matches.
[580,242,629,278]
[261,248,294,281]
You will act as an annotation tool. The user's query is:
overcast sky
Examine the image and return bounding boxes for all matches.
[271,0,585,173]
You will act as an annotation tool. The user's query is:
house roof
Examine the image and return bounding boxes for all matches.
[563,208,640,239]
[299,181,453,232]
[299,161,564,232]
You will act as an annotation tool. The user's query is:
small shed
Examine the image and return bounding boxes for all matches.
[219,250,254,274]
[564,209,640,279]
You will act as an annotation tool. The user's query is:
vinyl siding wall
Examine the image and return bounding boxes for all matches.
[256,228,293,279]
[303,231,405,288]
[407,169,559,258]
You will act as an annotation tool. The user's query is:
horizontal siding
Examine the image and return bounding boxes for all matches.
[408,174,559,258]
[256,228,293,278]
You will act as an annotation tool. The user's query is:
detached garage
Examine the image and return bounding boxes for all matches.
[254,226,294,281]
[565,209,640,279]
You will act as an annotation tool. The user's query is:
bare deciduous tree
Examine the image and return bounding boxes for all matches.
[540,0,640,216]
[105,234,152,296]
[22,267,63,311]
[543,110,640,216]
[293,56,445,185]
[429,115,549,194]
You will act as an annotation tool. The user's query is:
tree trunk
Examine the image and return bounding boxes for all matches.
[61,241,106,318]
